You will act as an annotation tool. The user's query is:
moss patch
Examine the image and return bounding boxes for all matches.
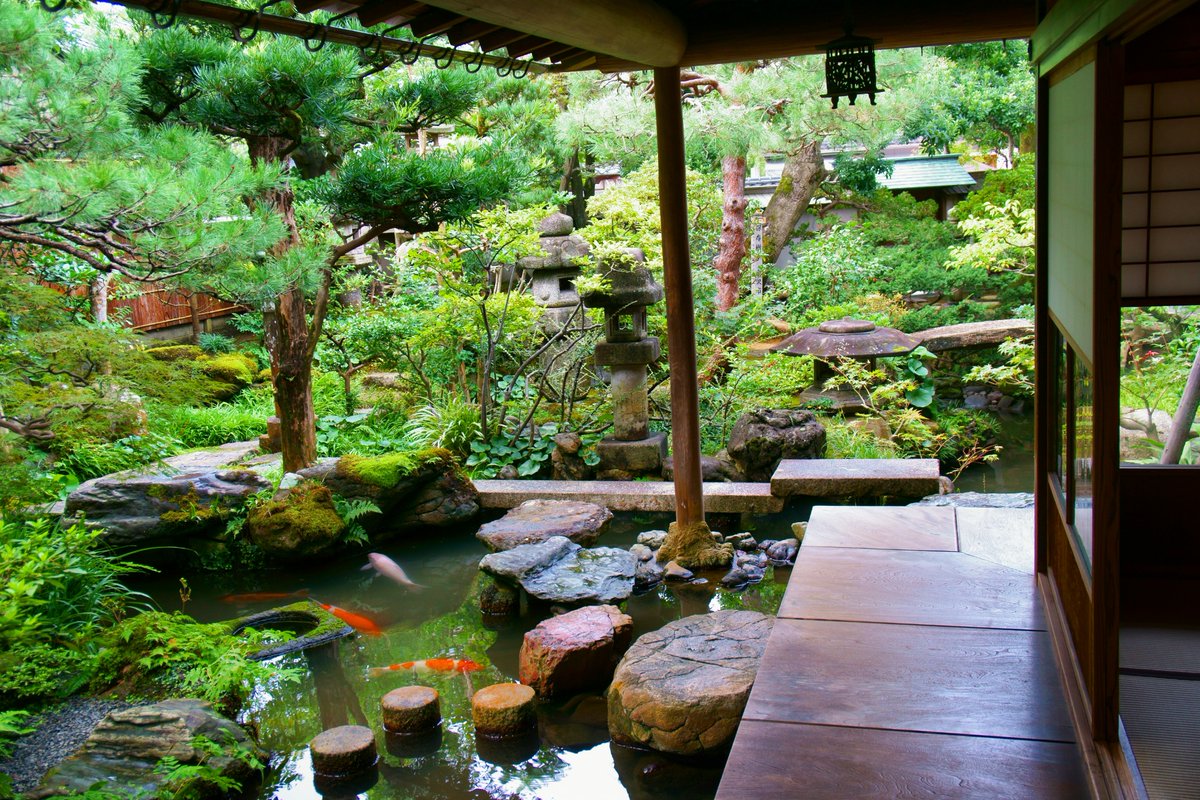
[200,353,256,387]
[656,521,733,569]
[148,344,205,362]
[336,448,453,489]
[245,482,346,559]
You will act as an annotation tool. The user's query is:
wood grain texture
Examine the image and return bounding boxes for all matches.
[743,619,1075,742]
[716,721,1090,800]
[802,506,958,551]
[956,507,1036,574]
[779,547,1046,630]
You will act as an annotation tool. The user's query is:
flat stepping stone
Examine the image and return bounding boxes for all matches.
[915,319,1033,352]
[479,536,636,605]
[476,499,612,551]
[310,725,377,777]
[472,683,536,737]
[771,458,941,498]
[381,687,441,734]
[473,480,784,514]
[608,610,773,756]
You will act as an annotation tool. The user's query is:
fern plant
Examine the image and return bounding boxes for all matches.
[332,495,382,546]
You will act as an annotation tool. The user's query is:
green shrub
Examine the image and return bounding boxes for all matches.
[197,332,235,354]
[0,515,150,652]
[54,431,182,481]
[0,641,95,708]
[151,403,267,449]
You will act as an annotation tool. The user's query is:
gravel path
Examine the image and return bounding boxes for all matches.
[0,698,129,793]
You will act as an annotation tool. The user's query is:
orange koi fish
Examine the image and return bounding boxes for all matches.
[318,603,383,637]
[368,658,482,678]
[220,590,309,603]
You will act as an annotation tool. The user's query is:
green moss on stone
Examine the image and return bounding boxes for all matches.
[656,520,733,569]
[200,353,256,387]
[337,448,453,489]
[148,344,205,362]
[245,482,346,555]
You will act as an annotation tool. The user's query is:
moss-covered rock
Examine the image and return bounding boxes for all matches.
[200,353,256,387]
[336,449,453,489]
[148,344,205,362]
[245,482,347,561]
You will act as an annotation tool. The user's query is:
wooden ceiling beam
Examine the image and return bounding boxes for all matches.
[476,28,530,52]
[408,8,468,38]
[355,0,426,28]
[530,41,577,61]
[562,0,1036,71]
[418,0,686,66]
[506,36,553,59]
[292,0,349,14]
[445,18,501,47]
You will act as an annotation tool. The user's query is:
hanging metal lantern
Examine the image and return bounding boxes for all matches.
[821,26,882,109]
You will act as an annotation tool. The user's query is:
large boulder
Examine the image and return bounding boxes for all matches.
[727,408,826,481]
[28,699,263,799]
[296,450,479,536]
[476,499,613,551]
[608,610,773,756]
[479,536,636,605]
[519,605,633,698]
[63,469,271,549]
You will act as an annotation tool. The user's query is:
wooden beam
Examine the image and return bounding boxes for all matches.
[446,18,501,46]
[505,35,550,59]
[418,0,686,66]
[653,66,705,528]
[530,41,577,61]
[355,0,425,28]
[564,0,1035,71]
[408,8,467,38]
[477,28,530,52]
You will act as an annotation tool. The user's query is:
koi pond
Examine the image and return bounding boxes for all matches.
[137,509,803,800]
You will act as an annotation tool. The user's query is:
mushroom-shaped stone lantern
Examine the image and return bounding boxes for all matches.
[771,317,921,413]
[582,249,667,477]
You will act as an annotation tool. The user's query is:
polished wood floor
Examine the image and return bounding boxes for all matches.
[716,505,1090,800]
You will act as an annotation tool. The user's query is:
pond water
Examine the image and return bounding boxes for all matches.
[952,412,1035,494]
[138,509,806,800]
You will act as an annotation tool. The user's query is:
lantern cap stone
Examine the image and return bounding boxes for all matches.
[582,249,663,309]
[772,317,920,358]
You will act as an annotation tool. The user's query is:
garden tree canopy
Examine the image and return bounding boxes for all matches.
[141,29,527,471]
[0,2,282,287]
[901,41,1036,165]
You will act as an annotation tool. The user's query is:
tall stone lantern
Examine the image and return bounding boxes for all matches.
[518,212,590,335]
[582,249,667,477]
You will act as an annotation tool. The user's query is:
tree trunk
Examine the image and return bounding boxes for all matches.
[763,141,825,264]
[188,293,202,344]
[89,272,109,323]
[247,135,317,472]
[1161,344,1200,464]
[714,154,748,312]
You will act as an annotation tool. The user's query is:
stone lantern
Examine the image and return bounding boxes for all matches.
[771,317,920,413]
[518,212,590,334]
[582,249,667,477]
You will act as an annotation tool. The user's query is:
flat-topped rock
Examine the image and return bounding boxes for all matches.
[520,604,633,698]
[771,458,941,498]
[476,499,612,551]
[608,610,773,756]
[473,480,784,514]
[911,491,1034,508]
[915,319,1034,352]
[479,536,636,605]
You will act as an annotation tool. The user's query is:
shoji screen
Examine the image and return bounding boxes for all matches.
[1122,79,1200,301]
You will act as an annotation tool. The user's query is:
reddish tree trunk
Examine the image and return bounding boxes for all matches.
[714,154,748,312]
[248,135,317,472]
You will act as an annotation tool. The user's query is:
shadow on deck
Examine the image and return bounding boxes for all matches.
[716,505,1091,799]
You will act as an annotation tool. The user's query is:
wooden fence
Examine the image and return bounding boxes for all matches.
[44,280,245,333]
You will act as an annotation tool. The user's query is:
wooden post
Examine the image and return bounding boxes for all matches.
[654,66,704,528]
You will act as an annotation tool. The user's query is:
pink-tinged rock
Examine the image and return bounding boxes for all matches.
[519,605,633,698]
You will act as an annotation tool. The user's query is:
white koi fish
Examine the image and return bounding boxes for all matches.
[364,552,425,590]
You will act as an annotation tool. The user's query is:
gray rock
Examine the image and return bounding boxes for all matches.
[629,543,655,562]
[727,408,826,482]
[634,559,664,592]
[637,529,668,550]
[720,567,750,588]
[63,469,271,549]
[735,551,768,570]
[766,538,799,564]
[726,532,758,551]
[537,212,575,237]
[479,536,636,605]
[662,454,743,482]
[741,563,765,582]
[663,561,693,581]
[964,393,988,409]
[608,610,773,755]
[28,700,262,799]
[911,491,1035,509]
[477,499,613,551]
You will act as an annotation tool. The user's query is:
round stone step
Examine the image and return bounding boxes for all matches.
[472,683,536,737]
[381,686,441,734]
[310,725,377,777]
